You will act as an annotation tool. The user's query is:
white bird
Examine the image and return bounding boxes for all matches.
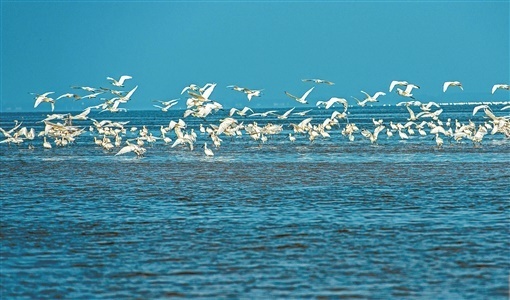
[420,101,441,111]
[43,136,52,149]
[472,104,490,116]
[107,75,132,87]
[153,99,179,112]
[249,110,277,117]
[203,142,214,156]
[56,93,81,101]
[246,89,263,101]
[302,78,334,85]
[316,97,348,111]
[276,107,295,119]
[81,92,104,99]
[293,109,313,116]
[181,84,199,94]
[115,143,146,157]
[389,80,409,92]
[363,91,386,102]
[396,84,419,99]
[117,85,138,102]
[33,92,56,111]
[435,134,444,148]
[229,106,253,117]
[406,105,419,121]
[285,87,314,104]
[352,91,385,107]
[443,81,463,92]
[71,86,101,93]
[361,125,385,143]
[491,84,510,94]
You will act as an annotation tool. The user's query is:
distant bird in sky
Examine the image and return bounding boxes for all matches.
[81,92,104,100]
[302,78,335,85]
[443,81,463,92]
[107,75,132,87]
[285,87,314,104]
[71,86,102,93]
[491,84,509,94]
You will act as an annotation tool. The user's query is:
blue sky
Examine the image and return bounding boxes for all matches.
[1,0,509,112]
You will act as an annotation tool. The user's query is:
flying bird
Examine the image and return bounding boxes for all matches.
[491,84,509,94]
[107,75,132,87]
[302,78,335,85]
[316,97,349,111]
[396,84,419,99]
[32,92,56,111]
[285,87,314,104]
[443,81,463,92]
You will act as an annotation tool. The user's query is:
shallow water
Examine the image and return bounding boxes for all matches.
[1,105,509,298]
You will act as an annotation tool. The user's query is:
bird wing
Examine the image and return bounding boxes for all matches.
[285,91,298,100]
[443,82,452,92]
[34,97,44,108]
[389,80,405,92]
[472,104,489,116]
[301,87,315,100]
[118,75,132,85]
[374,125,386,138]
[201,83,216,100]
[404,84,416,94]
[373,92,386,99]
[282,107,296,117]
[123,85,138,100]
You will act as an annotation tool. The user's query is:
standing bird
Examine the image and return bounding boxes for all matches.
[203,142,214,156]
[443,81,463,92]
[106,75,132,87]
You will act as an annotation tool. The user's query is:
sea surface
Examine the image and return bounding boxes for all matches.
[1,104,509,299]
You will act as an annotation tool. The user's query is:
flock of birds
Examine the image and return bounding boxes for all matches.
[1,75,509,158]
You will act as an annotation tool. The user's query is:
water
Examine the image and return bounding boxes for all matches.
[1,104,509,298]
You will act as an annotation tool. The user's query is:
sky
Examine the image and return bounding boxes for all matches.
[1,0,509,112]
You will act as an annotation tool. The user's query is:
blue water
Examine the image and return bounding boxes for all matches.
[1,104,509,298]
